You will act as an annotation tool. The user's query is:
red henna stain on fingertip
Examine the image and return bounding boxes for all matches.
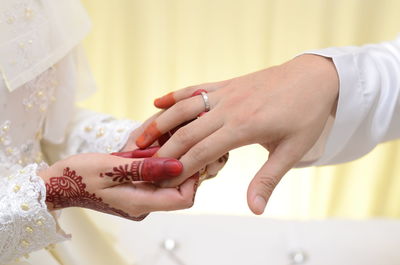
[140,158,183,182]
[154,92,176,108]
[136,121,162,148]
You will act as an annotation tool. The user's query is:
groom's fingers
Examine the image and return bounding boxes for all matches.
[136,94,219,148]
[247,140,301,215]
[160,128,235,187]
[107,177,198,218]
[154,80,231,109]
[101,158,183,184]
[155,110,222,159]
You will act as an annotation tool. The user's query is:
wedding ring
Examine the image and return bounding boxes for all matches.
[200,91,211,112]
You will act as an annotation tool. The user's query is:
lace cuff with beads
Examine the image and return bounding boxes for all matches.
[0,164,67,264]
[62,111,141,157]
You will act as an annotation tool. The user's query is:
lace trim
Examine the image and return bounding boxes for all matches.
[65,114,140,155]
[0,164,66,264]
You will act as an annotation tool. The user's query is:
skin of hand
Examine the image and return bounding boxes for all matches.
[39,153,197,221]
[121,109,229,181]
[135,54,339,215]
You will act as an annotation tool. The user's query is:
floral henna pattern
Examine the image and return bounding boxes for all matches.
[46,168,146,221]
[100,158,183,183]
[99,161,142,183]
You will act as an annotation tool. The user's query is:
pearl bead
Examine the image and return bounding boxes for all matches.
[35,130,43,140]
[21,204,29,211]
[21,240,30,247]
[84,126,93,132]
[13,185,21,192]
[25,8,34,19]
[25,226,33,233]
[96,128,105,138]
[6,17,15,24]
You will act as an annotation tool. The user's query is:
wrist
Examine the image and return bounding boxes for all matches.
[292,54,339,116]
[38,162,64,211]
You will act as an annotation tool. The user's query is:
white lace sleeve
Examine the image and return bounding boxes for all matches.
[0,164,66,265]
[43,108,141,162]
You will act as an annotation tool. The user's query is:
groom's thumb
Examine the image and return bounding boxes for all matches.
[247,142,299,215]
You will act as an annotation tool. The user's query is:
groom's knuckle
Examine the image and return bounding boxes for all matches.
[172,101,189,114]
[174,127,193,146]
[188,145,207,165]
[258,175,279,195]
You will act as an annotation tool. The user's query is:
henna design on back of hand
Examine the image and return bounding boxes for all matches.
[46,168,146,221]
[100,162,141,183]
[99,158,183,183]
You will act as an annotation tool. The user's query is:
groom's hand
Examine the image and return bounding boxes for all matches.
[135,54,339,215]
[121,113,229,184]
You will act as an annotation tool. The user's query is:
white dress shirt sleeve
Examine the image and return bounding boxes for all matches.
[299,36,400,166]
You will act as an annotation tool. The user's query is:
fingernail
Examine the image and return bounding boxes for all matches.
[164,159,183,177]
[253,195,266,214]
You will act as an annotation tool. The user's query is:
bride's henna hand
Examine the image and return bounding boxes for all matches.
[99,158,182,182]
[46,167,147,221]
[40,153,196,221]
[111,146,160,158]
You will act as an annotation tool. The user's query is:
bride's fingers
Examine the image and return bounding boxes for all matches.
[154,80,231,109]
[100,157,183,184]
[155,111,223,159]
[111,146,160,158]
[136,93,219,148]
[105,177,198,216]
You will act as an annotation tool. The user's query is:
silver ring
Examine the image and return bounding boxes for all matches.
[200,91,211,112]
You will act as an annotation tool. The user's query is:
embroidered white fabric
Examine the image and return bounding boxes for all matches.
[0,164,65,264]
[59,109,140,158]
[0,64,139,264]
[0,1,140,263]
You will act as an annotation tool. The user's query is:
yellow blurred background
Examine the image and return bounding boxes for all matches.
[79,0,400,219]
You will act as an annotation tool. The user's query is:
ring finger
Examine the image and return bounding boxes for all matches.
[136,92,220,148]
